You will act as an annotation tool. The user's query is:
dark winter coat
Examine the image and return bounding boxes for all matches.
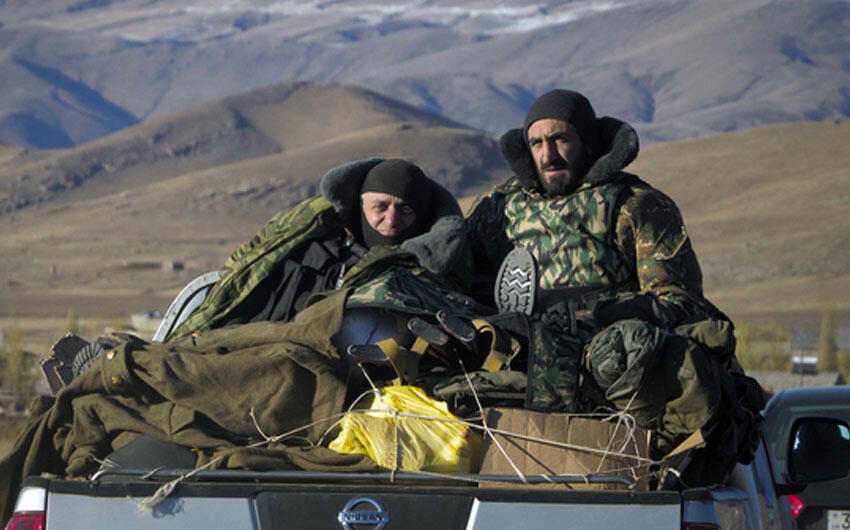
[467,118,715,327]
[169,158,467,340]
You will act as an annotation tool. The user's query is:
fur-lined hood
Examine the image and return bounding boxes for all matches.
[498,117,640,192]
[319,158,466,275]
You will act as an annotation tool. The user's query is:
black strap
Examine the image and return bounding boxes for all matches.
[535,279,636,310]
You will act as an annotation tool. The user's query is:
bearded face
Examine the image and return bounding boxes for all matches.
[527,118,592,196]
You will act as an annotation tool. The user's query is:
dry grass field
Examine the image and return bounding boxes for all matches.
[630,118,850,328]
[0,417,25,456]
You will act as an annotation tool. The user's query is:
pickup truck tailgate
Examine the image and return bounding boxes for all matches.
[42,475,683,530]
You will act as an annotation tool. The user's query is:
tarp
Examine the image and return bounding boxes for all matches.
[0,289,383,523]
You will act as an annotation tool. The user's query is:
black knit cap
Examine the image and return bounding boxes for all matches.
[360,159,431,215]
[359,159,432,247]
[523,89,598,152]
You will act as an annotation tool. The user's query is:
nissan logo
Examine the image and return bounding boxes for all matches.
[338,497,390,530]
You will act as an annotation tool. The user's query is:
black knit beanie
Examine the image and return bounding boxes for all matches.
[523,89,598,154]
[359,159,432,247]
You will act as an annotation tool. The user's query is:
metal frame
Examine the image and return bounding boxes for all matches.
[151,269,226,342]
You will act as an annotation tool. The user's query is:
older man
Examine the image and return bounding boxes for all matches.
[168,157,467,339]
[63,158,469,387]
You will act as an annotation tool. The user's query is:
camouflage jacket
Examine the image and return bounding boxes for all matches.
[168,158,468,340]
[467,117,715,328]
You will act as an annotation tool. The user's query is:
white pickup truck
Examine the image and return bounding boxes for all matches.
[5,390,849,530]
[5,273,849,530]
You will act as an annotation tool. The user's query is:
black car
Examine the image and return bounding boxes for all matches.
[763,385,850,530]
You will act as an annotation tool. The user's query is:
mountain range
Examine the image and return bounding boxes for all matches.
[0,0,848,149]
[0,82,507,214]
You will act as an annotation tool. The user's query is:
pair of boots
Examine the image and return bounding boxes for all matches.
[41,333,115,394]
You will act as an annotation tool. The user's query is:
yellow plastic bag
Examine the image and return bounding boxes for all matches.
[329,385,482,474]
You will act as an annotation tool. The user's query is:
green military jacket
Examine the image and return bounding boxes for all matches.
[465,116,738,419]
[467,117,715,327]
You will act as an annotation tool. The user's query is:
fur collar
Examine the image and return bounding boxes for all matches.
[319,158,466,275]
[498,116,640,192]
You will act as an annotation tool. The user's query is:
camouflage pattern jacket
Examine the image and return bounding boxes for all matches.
[467,117,716,328]
[463,119,763,475]
[168,158,468,341]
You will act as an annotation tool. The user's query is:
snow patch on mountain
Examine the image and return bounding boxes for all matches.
[110,1,642,42]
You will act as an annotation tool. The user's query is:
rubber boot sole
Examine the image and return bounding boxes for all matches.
[494,247,537,315]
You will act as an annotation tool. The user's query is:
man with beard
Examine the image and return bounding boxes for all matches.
[466,89,707,325]
[465,89,765,486]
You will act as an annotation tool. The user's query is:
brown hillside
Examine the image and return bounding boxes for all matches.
[629,118,850,328]
[0,82,483,214]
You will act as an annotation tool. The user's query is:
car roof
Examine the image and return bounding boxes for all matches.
[765,385,850,414]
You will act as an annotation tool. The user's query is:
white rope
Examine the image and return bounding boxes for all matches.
[249,408,272,442]
[137,478,180,511]
[136,402,661,510]
[137,456,222,511]
[596,393,647,482]
[138,407,354,511]
[457,359,528,483]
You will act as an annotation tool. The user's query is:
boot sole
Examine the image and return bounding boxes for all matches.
[494,247,536,315]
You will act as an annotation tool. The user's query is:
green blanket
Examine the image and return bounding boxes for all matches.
[0,289,382,523]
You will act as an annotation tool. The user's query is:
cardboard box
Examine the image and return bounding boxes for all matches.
[477,408,651,490]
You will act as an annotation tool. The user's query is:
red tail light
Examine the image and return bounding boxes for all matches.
[3,511,45,530]
[786,494,806,519]
[5,485,47,530]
